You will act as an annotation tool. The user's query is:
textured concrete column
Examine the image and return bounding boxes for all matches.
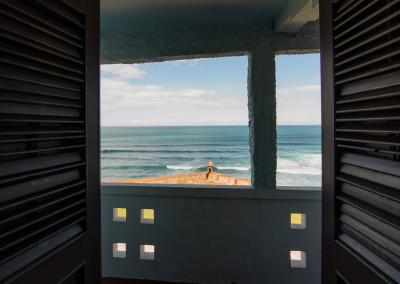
[248,45,276,189]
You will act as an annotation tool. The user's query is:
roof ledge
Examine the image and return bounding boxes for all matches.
[275,0,319,33]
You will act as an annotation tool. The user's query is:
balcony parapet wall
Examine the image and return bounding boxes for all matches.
[101,184,321,284]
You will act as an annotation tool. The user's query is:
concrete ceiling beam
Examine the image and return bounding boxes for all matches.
[275,0,319,33]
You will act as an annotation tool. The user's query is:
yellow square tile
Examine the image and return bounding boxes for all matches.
[117,208,126,218]
[291,213,302,225]
[143,209,154,219]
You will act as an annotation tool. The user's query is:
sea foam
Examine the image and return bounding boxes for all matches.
[216,166,250,171]
[166,165,195,170]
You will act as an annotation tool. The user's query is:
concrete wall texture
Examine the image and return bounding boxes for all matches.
[102,185,321,284]
[100,21,320,64]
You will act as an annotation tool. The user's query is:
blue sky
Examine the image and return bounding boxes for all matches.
[101,54,320,126]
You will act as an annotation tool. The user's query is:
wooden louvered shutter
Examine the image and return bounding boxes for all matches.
[0,0,100,283]
[321,0,400,283]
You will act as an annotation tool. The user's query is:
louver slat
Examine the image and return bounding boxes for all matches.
[336,86,400,104]
[334,23,400,59]
[337,174,399,203]
[336,110,400,122]
[0,162,86,186]
[335,37,400,68]
[339,71,400,96]
[341,203,400,243]
[341,224,400,270]
[33,0,85,28]
[334,2,400,45]
[0,91,83,108]
[337,195,400,230]
[0,153,82,178]
[0,214,86,265]
[0,171,81,204]
[0,78,82,100]
[336,134,400,147]
[329,1,400,282]
[0,101,80,117]
[0,180,85,212]
[335,62,400,85]
[0,0,87,278]
[0,135,85,144]
[339,234,400,282]
[0,53,84,82]
[336,0,359,16]
[340,182,399,218]
[340,164,399,189]
[0,3,82,48]
[340,214,400,256]
[0,14,81,59]
[0,0,83,41]
[334,0,379,30]
[336,98,400,113]
[0,189,85,227]
[337,143,400,156]
[0,207,85,260]
[0,136,85,144]
[336,123,400,134]
[0,126,84,135]
[0,64,82,91]
[0,29,84,65]
[0,41,83,75]
[340,153,400,176]
[0,144,85,158]
[335,48,400,77]
[0,114,84,124]
[0,199,85,241]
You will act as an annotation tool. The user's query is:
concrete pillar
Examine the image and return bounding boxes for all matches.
[248,45,277,189]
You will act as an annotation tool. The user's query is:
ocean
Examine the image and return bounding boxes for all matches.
[101,125,321,186]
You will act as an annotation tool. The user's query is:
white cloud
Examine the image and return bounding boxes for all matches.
[101,78,248,126]
[277,100,321,125]
[277,84,320,95]
[101,64,147,79]
[281,100,319,106]
[275,84,321,124]
[277,86,321,125]
[100,73,321,126]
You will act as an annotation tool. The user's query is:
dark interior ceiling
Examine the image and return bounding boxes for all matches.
[101,0,294,31]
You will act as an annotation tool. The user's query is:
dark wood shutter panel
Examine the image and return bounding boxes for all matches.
[0,0,100,282]
[322,0,400,283]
